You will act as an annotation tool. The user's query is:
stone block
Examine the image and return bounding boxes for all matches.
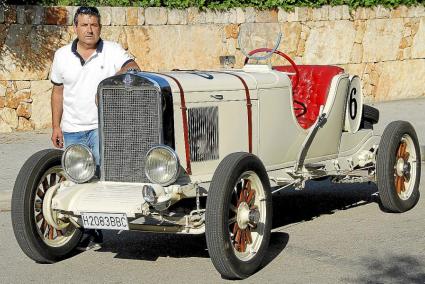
[66,6,76,26]
[98,7,111,26]
[17,117,33,131]
[0,83,6,97]
[353,7,369,20]
[304,20,355,65]
[312,6,329,21]
[287,8,299,22]
[187,7,205,24]
[138,8,145,25]
[0,108,18,129]
[342,5,350,20]
[213,10,233,24]
[125,25,225,71]
[412,18,425,58]
[0,118,12,133]
[4,5,16,24]
[362,19,404,62]
[45,7,67,25]
[145,7,167,25]
[0,24,62,80]
[111,7,126,26]
[407,5,425,18]
[255,9,278,23]
[236,8,245,24]
[375,60,425,101]
[6,89,31,109]
[33,6,44,25]
[126,7,138,26]
[16,6,25,24]
[374,5,390,19]
[350,43,363,63]
[0,6,4,23]
[168,9,187,25]
[15,81,31,90]
[244,7,256,23]
[329,6,343,21]
[16,101,31,118]
[224,24,239,39]
[0,96,5,109]
[31,80,52,129]
[278,8,288,22]
[391,5,408,18]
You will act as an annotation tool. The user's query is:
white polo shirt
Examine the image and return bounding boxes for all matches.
[50,39,133,132]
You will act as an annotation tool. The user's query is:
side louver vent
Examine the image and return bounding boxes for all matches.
[188,106,219,162]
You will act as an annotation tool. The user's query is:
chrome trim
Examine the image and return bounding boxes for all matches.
[61,144,96,183]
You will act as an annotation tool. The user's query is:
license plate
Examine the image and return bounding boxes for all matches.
[81,212,129,230]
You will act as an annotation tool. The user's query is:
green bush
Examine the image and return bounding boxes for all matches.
[5,0,425,9]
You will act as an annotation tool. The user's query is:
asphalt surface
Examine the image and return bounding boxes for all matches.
[1,98,425,283]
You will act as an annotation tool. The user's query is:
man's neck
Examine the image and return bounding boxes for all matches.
[77,40,97,52]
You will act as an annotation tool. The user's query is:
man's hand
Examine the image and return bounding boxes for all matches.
[51,127,64,148]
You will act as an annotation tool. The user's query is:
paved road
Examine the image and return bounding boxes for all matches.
[1,98,425,283]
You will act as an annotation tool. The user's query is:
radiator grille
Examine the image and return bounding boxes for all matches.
[188,106,219,162]
[100,87,161,182]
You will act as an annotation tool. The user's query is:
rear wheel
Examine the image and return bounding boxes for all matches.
[376,121,421,212]
[11,149,82,263]
[205,152,272,279]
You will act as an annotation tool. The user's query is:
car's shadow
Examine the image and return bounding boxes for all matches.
[271,178,379,229]
[91,178,378,274]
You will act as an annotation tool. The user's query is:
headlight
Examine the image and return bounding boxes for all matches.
[61,144,96,183]
[145,145,180,186]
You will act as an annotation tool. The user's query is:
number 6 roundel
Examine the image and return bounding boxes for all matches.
[344,75,363,133]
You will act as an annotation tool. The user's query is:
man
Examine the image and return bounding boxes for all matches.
[50,6,139,164]
[49,6,140,249]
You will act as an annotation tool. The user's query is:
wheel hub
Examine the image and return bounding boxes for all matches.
[236,202,260,230]
[394,141,412,194]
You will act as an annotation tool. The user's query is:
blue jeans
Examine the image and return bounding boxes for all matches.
[63,129,100,166]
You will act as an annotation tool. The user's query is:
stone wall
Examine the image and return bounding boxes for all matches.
[0,5,424,132]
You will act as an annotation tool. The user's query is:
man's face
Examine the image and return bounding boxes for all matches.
[74,14,101,47]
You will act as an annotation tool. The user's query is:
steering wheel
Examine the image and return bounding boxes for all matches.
[244,48,306,117]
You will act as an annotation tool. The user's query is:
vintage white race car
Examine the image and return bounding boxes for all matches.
[11,49,421,279]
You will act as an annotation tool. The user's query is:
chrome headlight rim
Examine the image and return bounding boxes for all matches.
[145,145,180,186]
[61,144,96,184]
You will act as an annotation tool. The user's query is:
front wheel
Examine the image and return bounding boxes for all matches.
[205,152,272,279]
[376,121,421,213]
[11,149,83,263]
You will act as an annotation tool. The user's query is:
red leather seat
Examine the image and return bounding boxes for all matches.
[274,65,344,129]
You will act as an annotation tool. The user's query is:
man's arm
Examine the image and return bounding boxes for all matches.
[116,60,140,75]
[51,84,64,148]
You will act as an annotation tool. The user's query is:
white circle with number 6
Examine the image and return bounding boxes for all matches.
[344,75,363,133]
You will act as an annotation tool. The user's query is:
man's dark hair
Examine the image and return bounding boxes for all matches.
[73,6,101,26]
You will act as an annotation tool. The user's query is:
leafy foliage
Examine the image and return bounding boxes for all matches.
[5,0,425,9]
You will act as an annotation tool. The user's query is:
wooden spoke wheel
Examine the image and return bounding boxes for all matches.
[376,121,421,213]
[12,149,82,263]
[206,153,272,279]
[33,166,76,247]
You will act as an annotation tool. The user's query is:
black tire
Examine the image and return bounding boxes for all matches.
[363,105,379,124]
[376,121,421,213]
[205,152,272,279]
[11,149,83,263]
